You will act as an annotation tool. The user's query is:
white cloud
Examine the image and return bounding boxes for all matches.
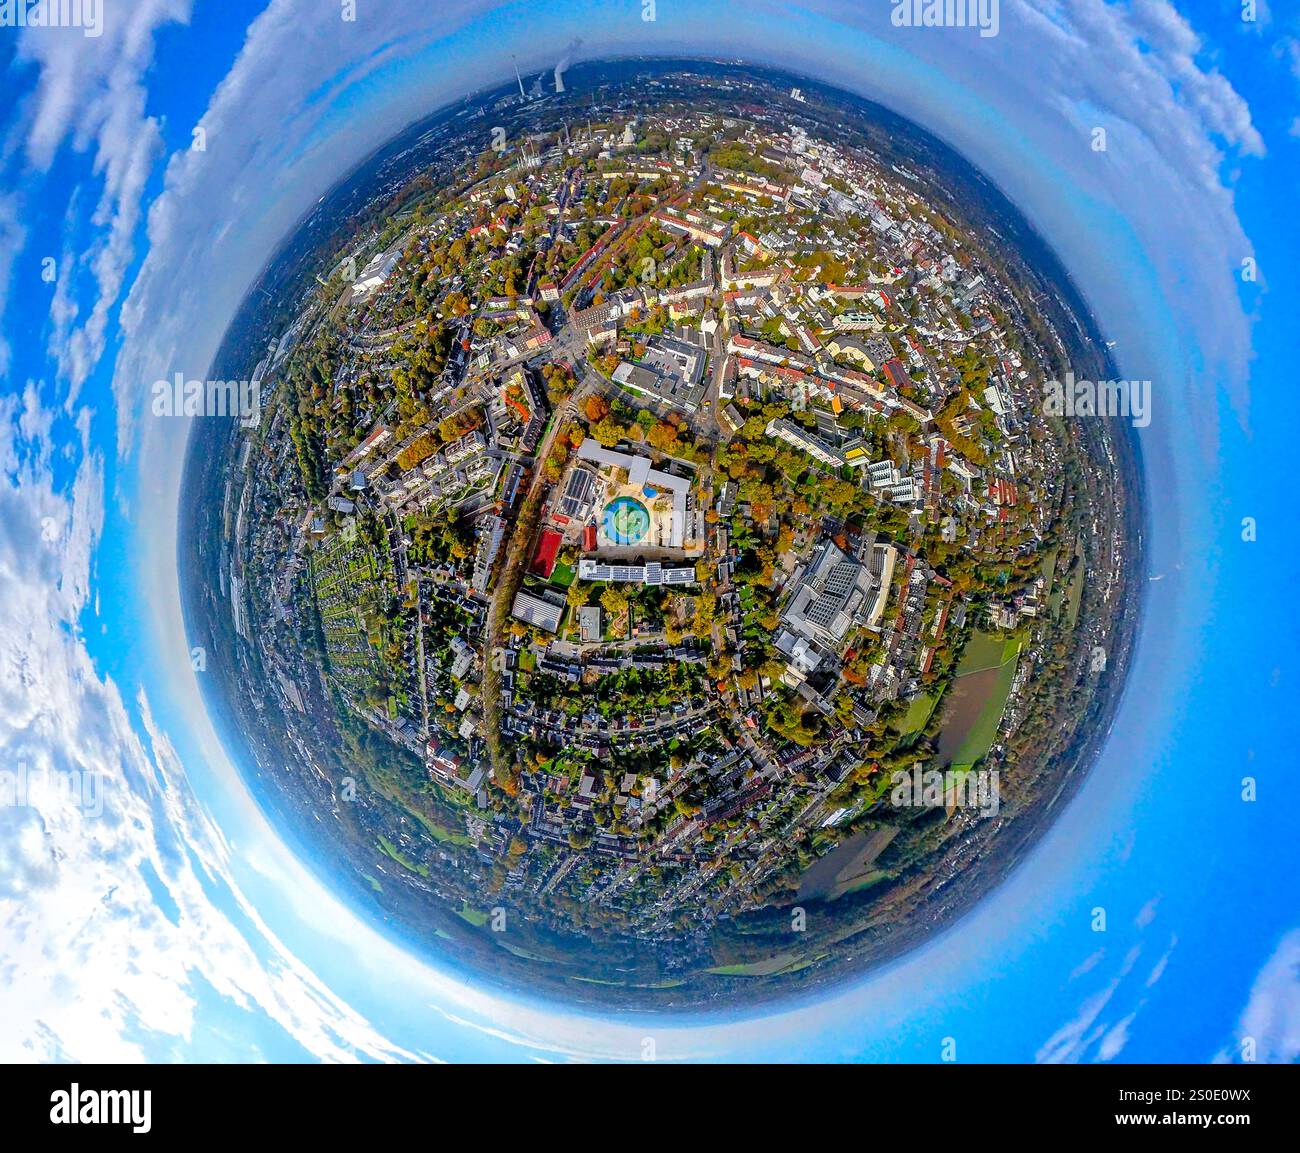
[1135,895,1160,929]
[1128,0,1264,155]
[11,1,191,402]
[1096,1010,1137,1061]
[1041,929,1178,1064]
[1277,36,1300,81]
[113,0,499,458]
[0,388,417,1062]
[1038,944,1142,1063]
[1145,935,1176,988]
[0,193,27,378]
[1071,947,1106,979]
[1228,930,1300,1064]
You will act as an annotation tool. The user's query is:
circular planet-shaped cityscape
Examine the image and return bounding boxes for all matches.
[183,59,1141,1008]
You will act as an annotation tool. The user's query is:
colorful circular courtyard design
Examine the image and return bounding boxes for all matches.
[603,495,651,545]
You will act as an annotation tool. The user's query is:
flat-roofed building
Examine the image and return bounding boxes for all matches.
[765,417,846,468]
[558,466,597,520]
[579,605,602,642]
[776,539,879,673]
[511,588,565,633]
[611,332,709,414]
[575,439,693,551]
[577,558,696,585]
[352,249,400,299]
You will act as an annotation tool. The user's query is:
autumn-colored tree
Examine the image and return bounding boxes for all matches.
[645,421,680,454]
[593,417,625,447]
[600,586,629,616]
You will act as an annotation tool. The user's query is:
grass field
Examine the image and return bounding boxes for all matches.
[708,952,829,977]
[1041,543,1060,602]
[707,953,801,977]
[1049,535,1085,628]
[949,634,1023,766]
[840,869,890,895]
[377,834,429,878]
[955,629,1009,676]
[411,809,472,846]
[1064,560,1085,628]
[896,691,939,737]
[567,976,687,989]
[494,939,549,961]
[456,903,489,927]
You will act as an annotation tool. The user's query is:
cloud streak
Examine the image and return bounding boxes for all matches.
[1225,929,1300,1064]
[7,0,192,403]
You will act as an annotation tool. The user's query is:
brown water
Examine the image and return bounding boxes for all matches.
[935,665,1001,766]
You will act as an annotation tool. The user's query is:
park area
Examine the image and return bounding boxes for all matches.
[935,629,1024,769]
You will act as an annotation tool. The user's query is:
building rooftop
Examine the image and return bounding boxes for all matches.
[780,539,878,663]
[511,588,565,633]
[575,439,692,550]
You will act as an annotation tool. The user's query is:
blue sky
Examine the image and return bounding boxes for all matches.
[0,0,1296,1062]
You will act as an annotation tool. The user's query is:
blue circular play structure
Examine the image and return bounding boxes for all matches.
[603,495,651,545]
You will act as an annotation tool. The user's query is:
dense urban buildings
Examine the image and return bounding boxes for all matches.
[196,61,1137,1005]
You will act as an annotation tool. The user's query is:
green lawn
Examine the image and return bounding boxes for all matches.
[457,904,490,927]
[956,629,1008,676]
[567,976,687,989]
[377,835,429,878]
[707,951,829,977]
[840,869,890,895]
[1040,544,1060,602]
[411,809,472,846]
[896,692,939,737]
[494,939,549,961]
[1064,562,1085,629]
[706,954,800,977]
[951,636,1022,765]
[1050,537,1085,628]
